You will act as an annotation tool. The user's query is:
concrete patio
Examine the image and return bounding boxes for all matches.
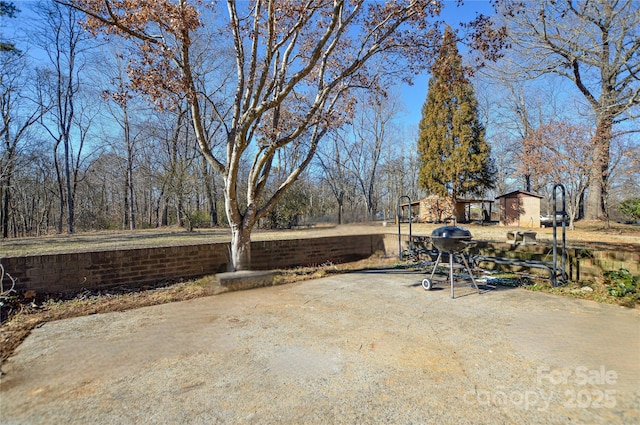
[1,270,638,424]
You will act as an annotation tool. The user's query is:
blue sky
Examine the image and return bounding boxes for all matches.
[3,0,496,135]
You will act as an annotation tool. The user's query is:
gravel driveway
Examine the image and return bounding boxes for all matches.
[1,270,639,424]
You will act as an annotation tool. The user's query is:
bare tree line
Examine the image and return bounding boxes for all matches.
[1,0,638,245]
[1,1,433,241]
[0,38,417,237]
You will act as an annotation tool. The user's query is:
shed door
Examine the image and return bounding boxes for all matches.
[505,198,520,226]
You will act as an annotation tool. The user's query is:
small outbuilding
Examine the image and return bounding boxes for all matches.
[399,195,494,223]
[496,190,543,228]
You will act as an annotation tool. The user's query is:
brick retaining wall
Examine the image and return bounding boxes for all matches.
[468,242,639,281]
[570,248,640,280]
[1,244,229,295]
[1,234,388,295]
[1,233,636,295]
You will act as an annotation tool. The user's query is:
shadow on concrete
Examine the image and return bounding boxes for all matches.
[349,268,523,299]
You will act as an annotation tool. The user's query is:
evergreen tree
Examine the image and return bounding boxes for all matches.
[417,26,494,201]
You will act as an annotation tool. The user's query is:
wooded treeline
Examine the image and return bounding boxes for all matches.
[1,1,638,239]
[1,42,422,237]
[0,1,432,239]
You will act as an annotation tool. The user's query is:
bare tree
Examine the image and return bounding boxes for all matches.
[36,2,94,233]
[348,90,401,220]
[150,104,205,231]
[316,128,354,225]
[62,0,504,269]
[495,0,640,220]
[98,48,149,230]
[477,71,569,196]
[10,144,56,237]
[603,136,640,222]
[1,52,48,237]
[377,130,423,220]
[521,121,594,229]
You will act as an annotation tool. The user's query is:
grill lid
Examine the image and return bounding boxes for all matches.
[431,225,472,239]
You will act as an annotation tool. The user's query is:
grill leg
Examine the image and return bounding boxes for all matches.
[449,252,455,299]
[460,254,480,294]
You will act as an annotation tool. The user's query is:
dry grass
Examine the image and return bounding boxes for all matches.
[527,280,637,307]
[2,220,639,257]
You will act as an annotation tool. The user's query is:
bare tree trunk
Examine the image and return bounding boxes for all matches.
[1,134,12,238]
[209,177,218,227]
[161,196,169,226]
[230,224,252,271]
[585,116,612,220]
[127,151,136,230]
[125,114,135,230]
[54,142,64,233]
[177,198,184,227]
[147,187,153,227]
[202,155,218,227]
[63,135,74,233]
[154,196,161,227]
[2,186,11,239]
[10,212,17,238]
[225,167,257,270]
[366,185,376,221]
[1,176,9,238]
[122,177,129,229]
[37,193,51,237]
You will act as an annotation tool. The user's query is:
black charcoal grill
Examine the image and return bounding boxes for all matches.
[430,225,472,252]
[422,225,480,298]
